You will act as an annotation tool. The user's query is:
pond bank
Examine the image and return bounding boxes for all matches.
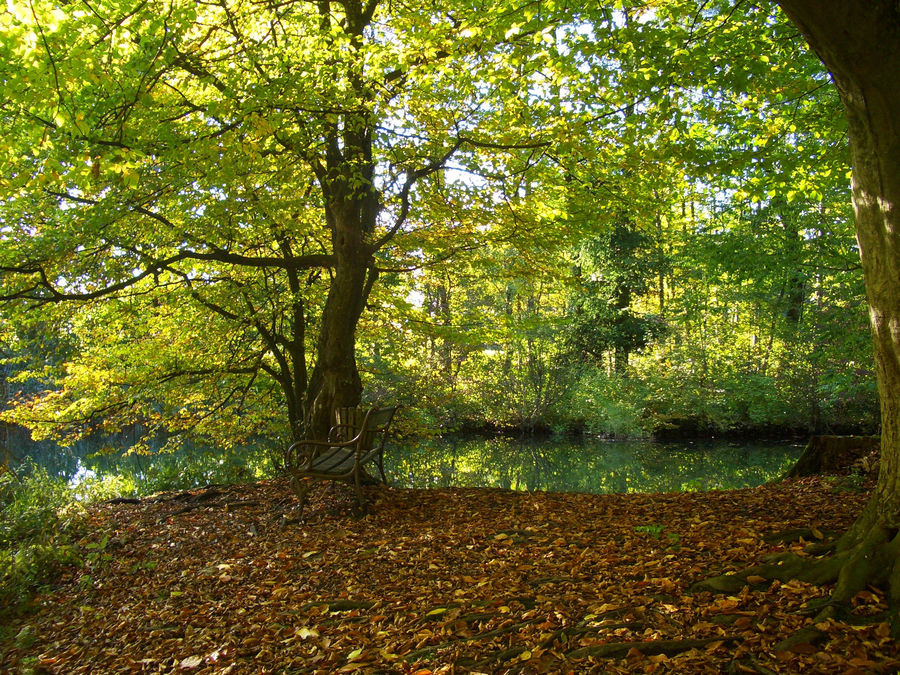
[449,417,878,442]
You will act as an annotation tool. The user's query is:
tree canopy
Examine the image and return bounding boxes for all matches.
[1,0,575,443]
[0,0,870,450]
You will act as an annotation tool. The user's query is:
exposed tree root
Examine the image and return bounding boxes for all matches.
[761,527,839,547]
[408,606,648,666]
[454,631,721,669]
[693,500,900,634]
[567,636,739,659]
[170,499,261,517]
[405,617,542,663]
[729,655,779,675]
[772,625,827,652]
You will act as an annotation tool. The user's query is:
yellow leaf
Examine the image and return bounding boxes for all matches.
[298,627,319,640]
[179,655,203,670]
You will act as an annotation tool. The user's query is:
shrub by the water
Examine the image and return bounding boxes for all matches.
[0,462,133,623]
[0,465,83,618]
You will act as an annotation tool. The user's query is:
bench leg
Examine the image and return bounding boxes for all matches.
[377,452,387,484]
[353,468,366,515]
[289,476,313,519]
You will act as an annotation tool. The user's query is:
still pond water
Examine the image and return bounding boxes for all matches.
[21,434,803,497]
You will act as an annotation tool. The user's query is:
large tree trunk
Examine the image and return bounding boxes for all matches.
[782,0,900,559]
[299,0,382,441]
[301,133,380,439]
[302,233,374,440]
[697,1,900,617]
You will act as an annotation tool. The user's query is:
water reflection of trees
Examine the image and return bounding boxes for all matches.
[386,438,802,494]
[19,436,276,494]
[18,432,801,495]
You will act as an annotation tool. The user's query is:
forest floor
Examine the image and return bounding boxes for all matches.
[3,475,899,674]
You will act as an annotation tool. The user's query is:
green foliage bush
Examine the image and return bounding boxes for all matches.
[567,371,653,437]
[0,464,85,616]
[0,462,158,623]
[0,444,279,622]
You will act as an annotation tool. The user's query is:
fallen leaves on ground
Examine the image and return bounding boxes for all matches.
[3,476,899,674]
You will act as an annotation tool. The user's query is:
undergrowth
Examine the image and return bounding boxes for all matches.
[0,463,129,628]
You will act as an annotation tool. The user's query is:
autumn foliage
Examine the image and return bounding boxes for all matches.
[3,477,898,673]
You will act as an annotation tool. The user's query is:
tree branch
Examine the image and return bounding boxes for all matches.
[370,139,464,251]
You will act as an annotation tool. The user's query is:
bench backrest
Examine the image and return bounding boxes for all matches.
[335,406,398,456]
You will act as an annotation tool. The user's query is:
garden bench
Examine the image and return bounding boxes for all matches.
[285,406,399,515]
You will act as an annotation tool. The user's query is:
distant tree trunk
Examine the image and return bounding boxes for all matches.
[654,207,666,315]
[613,283,632,375]
[786,435,880,478]
[286,294,308,442]
[426,278,454,376]
[778,212,805,326]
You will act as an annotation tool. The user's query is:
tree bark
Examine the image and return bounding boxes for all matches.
[777,0,900,530]
[295,0,383,441]
[725,1,900,610]
[284,252,309,443]
[302,230,374,440]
